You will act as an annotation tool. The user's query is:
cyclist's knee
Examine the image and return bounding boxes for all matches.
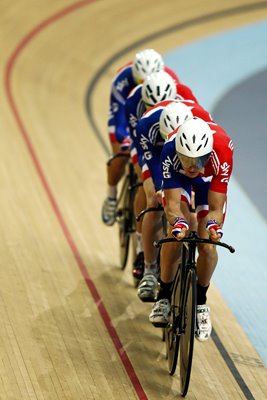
[198,243,217,258]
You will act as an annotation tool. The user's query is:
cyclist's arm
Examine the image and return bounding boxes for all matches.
[207,190,226,225]
[164,187,184,225]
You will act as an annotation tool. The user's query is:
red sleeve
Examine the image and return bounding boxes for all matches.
[164,66,180,84]
[176,83,199,103]
[208,127,234,193]
[191,104,214,122]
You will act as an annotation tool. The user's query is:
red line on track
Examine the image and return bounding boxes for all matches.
[4,2,148,399]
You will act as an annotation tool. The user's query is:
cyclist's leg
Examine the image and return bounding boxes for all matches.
[137,177,163,301]
[102,101,129,226]
[194,182,218,340]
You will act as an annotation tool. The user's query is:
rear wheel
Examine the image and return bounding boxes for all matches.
[179,268,196,397]
[117,167,137,270]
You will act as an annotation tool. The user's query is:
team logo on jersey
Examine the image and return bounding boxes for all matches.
[116,77,129,92]
[140,134,149,149]
[162,156,173,178]
[220,162,230,183]
[129,113,138,128]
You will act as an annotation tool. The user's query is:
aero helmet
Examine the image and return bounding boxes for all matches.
[132,49,164,83]
[159,101,193,140]
[141,71,176,107]
[175,117,213,169]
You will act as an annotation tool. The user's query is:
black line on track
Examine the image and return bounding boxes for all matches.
[84,2,266,398]
[212,329,255,399]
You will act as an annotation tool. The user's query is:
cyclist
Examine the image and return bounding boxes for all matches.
[102,48,178,227]
[149,117,234,341]
[136,100,214,302]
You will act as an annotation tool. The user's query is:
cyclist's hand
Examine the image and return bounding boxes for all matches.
[206,219,223,241]
[120,136,132,152]
[171,217,189,240]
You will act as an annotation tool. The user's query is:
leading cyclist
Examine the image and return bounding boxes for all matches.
[149,117,234,341]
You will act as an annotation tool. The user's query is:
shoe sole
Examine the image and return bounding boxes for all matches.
[138,296,155,303]
[151,321,168,328]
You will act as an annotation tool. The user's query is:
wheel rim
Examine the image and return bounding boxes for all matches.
[179,269,196,396]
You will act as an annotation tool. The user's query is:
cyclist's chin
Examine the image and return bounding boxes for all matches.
[184,170,200,178]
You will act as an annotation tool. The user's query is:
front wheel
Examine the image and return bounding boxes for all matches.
[166,266,182,375]
[179,268,196,397]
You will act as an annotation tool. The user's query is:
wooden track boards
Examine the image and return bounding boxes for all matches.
[0,1,267,398]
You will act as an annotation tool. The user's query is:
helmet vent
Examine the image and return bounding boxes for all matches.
[196,144,202,151]
[192,134,196,144]
[185,144,191,151]
[204,137,209,147]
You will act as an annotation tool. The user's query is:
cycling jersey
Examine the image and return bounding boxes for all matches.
[161,122,234,194]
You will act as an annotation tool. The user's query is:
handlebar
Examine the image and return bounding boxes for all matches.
[136,205,164,221]
[107,153,130,166]
[154,232,235,253]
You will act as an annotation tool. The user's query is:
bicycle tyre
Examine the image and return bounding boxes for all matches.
[166,264,182,375]
[117,174,131,270]
[117,165,137,270]
[179,267,196,397]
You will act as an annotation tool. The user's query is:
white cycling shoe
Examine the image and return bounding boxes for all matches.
[149,299,170,327]
[101,197,117,226]
[137,273,158,302]
[195,304,212,342]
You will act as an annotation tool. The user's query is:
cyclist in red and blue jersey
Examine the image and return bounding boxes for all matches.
[136,100,214,302]
[149,117,234,341]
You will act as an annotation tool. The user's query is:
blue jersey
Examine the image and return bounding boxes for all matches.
[108,63,136,143]
[160,136,212,213]
[136,105,165,190]
[124,85,147,164]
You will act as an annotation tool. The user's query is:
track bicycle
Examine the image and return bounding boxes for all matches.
[154,231,235,397]
[107,153,141,270]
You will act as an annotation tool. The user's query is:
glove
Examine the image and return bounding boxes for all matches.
[120,136,132,151]
[206,219,223,238]
[171,217,189,238]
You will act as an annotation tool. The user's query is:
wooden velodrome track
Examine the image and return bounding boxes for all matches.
[1,1,267,399]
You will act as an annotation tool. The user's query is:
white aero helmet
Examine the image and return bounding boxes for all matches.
[132,49,164,84]
[159,101,193,140]
[175,117,213,169]
[141,71,177,107]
